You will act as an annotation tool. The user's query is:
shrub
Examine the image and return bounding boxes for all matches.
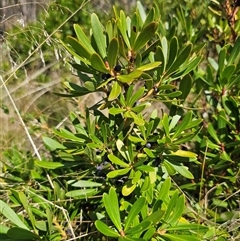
[1,1,240,241]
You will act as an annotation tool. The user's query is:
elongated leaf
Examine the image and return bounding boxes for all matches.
[144,210,165,224]
[109,81,122,101]
[108,154,129,167]
[128,87,145,107]
[118,70,142,83]
[172,111,192,140]
[158,177,171,201]
[91,13,106,58]
[70,180,102,187]
[65,189,97,198]
[42,137,66,151]
[18,192,35,230]
[179,74,192,100]
[118,10,131,49]
[66,36,91,60]
[95,220,120,237]
[90,53,109,72]
[164,160,194,179]
[143,227,155,240]
[167,195,185,225]
[7,227,40,239]
[74,24,96,54]
[218,46,227,74]
[166,43,192,76]
[122,182,136,196]
[164,190,179,221]
[220,64,235,86]
[0,201,29,230]
[124,197,146,231]
[108,38,119,69]
[107,168,131,178]
[61,40,90,65]
[125,220,151,235]
[103,188,122,232]
[228,36,240,65]
[162,234,201,241]
[171,150,197,158]
[137,61,161,71]
[133,22,158,52]
[227,71,240,88]
[207,123,221,144]
[35,161,64,169]
[167,36,179,69]
[166,224,208,231]
[109,107,125,115]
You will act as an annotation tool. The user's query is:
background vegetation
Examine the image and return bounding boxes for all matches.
[0,0,240,240]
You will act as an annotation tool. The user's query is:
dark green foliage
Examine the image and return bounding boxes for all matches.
[1,1,240,241]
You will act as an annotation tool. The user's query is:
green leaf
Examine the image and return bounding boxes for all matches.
[118,10,131,49]
[207,123,221,144]
[91,13,107,58]
[103,188,122,232]
[66,36,91,60]
[18,192,35,230]
[172,111,192,140]
[166,224,208,231]
[220,64,235,85]
[42,137,66,151]
[228,36,240,65]
[137,165,155,172]
[124,197,146,231]
[109,107,125,115]
[128,87,145,107]
[133,22,158,52]
[61,40,90,65]
[35,161,64,169]
[143,227,155,240]
[122,182,136,196]
[7,227,40,240]
[65,189,98,198]
[108,154,129,167]
[166,43,192,76]
[128,135,144,143]
[74,24,96,54]
[171,150,197,158]
[167,195,185,225]
[90,53,109,73]
[108,38,119,69]
[158,177,171,201]
[179,74,192,100]
[107,168,131,178]
[164,160,194,179]
[218,46,227,74]
[109,81,122,101]
[144,210,165,224]
[125,220,151,235]
[227,71,240,88]
[70,180,102,187]
[128,112,145,126]
[118,70,142,83]
[162,234,201,241]
[137,61,161,71]
[163,190,179,221]
[95,220,120,238]
[0,200,29,230]
[167,36,179,69]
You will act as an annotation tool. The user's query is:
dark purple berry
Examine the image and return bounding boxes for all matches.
[102,73,111,80]
[114,65,122,72]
